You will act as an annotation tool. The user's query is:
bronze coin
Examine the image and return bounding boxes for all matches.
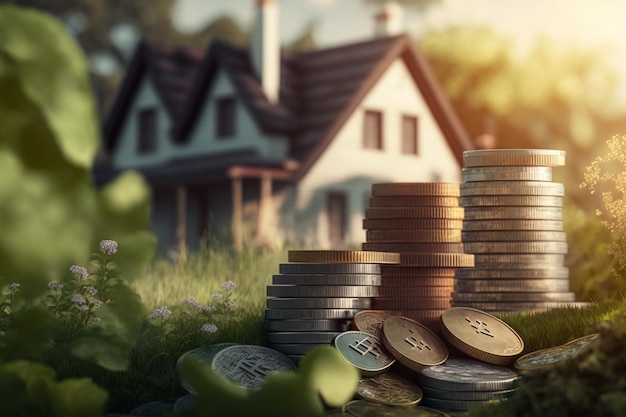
[381,266,458,277]
[363,242,466,253]
[287,250,400,264]
[369,195,459,207]
[462,149,566,167]
[366,229,462,243]
[352,310,394,337]
[371,182,460,197]
[364,218,464,230]
[365,207,465,219]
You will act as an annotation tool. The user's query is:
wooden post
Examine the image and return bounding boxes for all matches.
[257,173,273,246]
[176,185,187,263]
[231,176,243,252]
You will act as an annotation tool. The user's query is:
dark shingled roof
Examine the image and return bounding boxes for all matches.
[100,34,473,182]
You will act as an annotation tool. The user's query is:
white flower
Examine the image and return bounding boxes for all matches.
[48,282,59,290]
[200,323,218,334]
[71,294,87,305]
[92,317,101,324]
[79,305,89,311]
[227,300,237,308]
[69,265,89,280]
[182,297,201,311]
[99,240,118,255]
[9,283,19,291]
[203,304,216,313]
[85,286,97,296]
[92,300,103,310]
[149,306,172,320]
[211,293,222,300]
[221,281,236,291]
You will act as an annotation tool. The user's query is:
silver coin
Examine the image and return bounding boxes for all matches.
[416,358,519,391]
[265,319,352,332]
[279,263,381,275]
[455,267,569,279]
[451,291,576,303]
[462,149,566,167]
[514,333,600,373]
[453,279,571,293]
[211,345,296,389]
[461,230,567,242]
[266,297,373,309]
[463,206,563,220]
[176,343,236,394]
[420,385,516,401]
[267,343,327,355]
[460,181,565,196]
[267,285,380,298]
[420,397,501,412]
[450,301,592,312]
[334,331,395,375]
[266,331,342,344]
[463,219,563,231]
[473,253,565,267]
[264,308,362,320]
[462,166,553,182]
[463,241,568,254]
[362,242,467,253]
[459,195,564,207]
[355,371,423,406]
[272,274,382,286]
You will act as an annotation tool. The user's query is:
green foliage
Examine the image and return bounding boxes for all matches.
[0,360,107,417]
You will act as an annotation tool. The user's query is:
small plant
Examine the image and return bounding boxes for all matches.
[0,283,20,336]
[581,134,626,281]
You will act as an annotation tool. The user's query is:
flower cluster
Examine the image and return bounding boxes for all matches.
[148,306,172,320]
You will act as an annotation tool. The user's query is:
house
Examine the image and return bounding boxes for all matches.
[96,0,474,256]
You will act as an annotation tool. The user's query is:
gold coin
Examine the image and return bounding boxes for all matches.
[463,241,568,254]
[352,310,394,337]
[363,218,464,230]
[372,182,460,197]
[473,253,564,267]
[381,266,458,277]
[440,307,524,366]
[363,242,466,253]
[365,229,462,243]
[463,149,566,167]
[462,219,563,231]
[459,195,564,207]
[381,315,448,372]
[356,372,424,406]
[369,196,460,207]
[451,291,575,303]
[463,206,563,220]
[374,297,451,310]
[399,253,475,268]
[453,278,571,292]
[450,301,592,312]
[287,250,400,264]
[461,230,567,242]
[455,267,569,279]
[460,181,565,196]
[462,166,553,182]
[365,207,465,219]
[514,333,600,374]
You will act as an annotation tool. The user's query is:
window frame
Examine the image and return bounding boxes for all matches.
[363,109,384,150]
[216,96,236,139]
[137,107,157,154]
[401,114,419,155]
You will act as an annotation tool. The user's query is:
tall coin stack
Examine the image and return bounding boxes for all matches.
[362,183,475,329]
[265,250,399,364]
[454,149,589,315]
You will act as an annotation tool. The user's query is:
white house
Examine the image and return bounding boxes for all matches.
[96,0,474,255]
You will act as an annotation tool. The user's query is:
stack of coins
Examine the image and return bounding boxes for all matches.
[265,250,399,363]
[362,183,474,327]
[455,149,590,315]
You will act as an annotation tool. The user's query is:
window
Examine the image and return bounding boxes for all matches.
[216,97,236,138]
[363,110,383,150]
[402,115,418,155]
[327,192,347,245]
[137,108,157,153]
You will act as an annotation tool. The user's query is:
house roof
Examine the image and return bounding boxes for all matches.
[100,34,473,182]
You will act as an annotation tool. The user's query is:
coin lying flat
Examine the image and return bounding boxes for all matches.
[460,181,565,196]
[176,343,236,394]
[450,301,591,312]
[211,345,296,389]
[365,207,465,219]
[374,297,451,310]
[287,250,400,264]
[378,286,454,298]
[461,230,567,242]
[472,253,565,267]
[265,319,352,332]
[381,266,458,277]
[416,358,520,391]
[440,307,524,365]
[356,372,423,406]
[371,182,460,197]
[399,253,475,268]
[459,195,564,207]
[363,242,467,253]
[463,206,563,220]
[345,400,451,417]
[455,267,569,279]
[453,279,571,293]
[334,331,395,376]
[514,333,600,374]
[463,241,568,254]
[272,274,382,286]
[267,285,380,298]
[364,218,464,230]
[266,331,342,344]
[352,310,394,337]
[462,149,566,167]
[451,291,575,303]
[462,166,553,182]
[365,229,462,243]
[369,196,460,207]
[381,276,456,288]
[462,219,563,231]
[264,308,362,320]
[279,263,381,275]
[266,297,373,309]
[420,385,516,401]
[381,315,448,372]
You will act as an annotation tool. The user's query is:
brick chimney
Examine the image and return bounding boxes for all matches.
[251,0,280,103]
[374,1,404,37]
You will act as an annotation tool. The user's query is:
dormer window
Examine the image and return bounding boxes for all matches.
[137,108,157,154]
[216,97,236,138]
[363,109,383,150]
[401,115,418,155]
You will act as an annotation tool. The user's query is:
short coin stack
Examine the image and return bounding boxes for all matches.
[455,149,589,315]
[362,183,474,328]
[265,250,399,363]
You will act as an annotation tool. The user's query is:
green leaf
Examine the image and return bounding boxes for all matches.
[249,371,324,417]
[0,368,27,417]
[50,378,108,417]
[0,307,53,362]
[298,345,359,408]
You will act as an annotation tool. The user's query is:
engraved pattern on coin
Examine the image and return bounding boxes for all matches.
[514,333,599,372]
[334,331,395,374]
[352,310,393,337]
[356,372,423,406]
[211,345,296,389]
[176,343,236,394]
